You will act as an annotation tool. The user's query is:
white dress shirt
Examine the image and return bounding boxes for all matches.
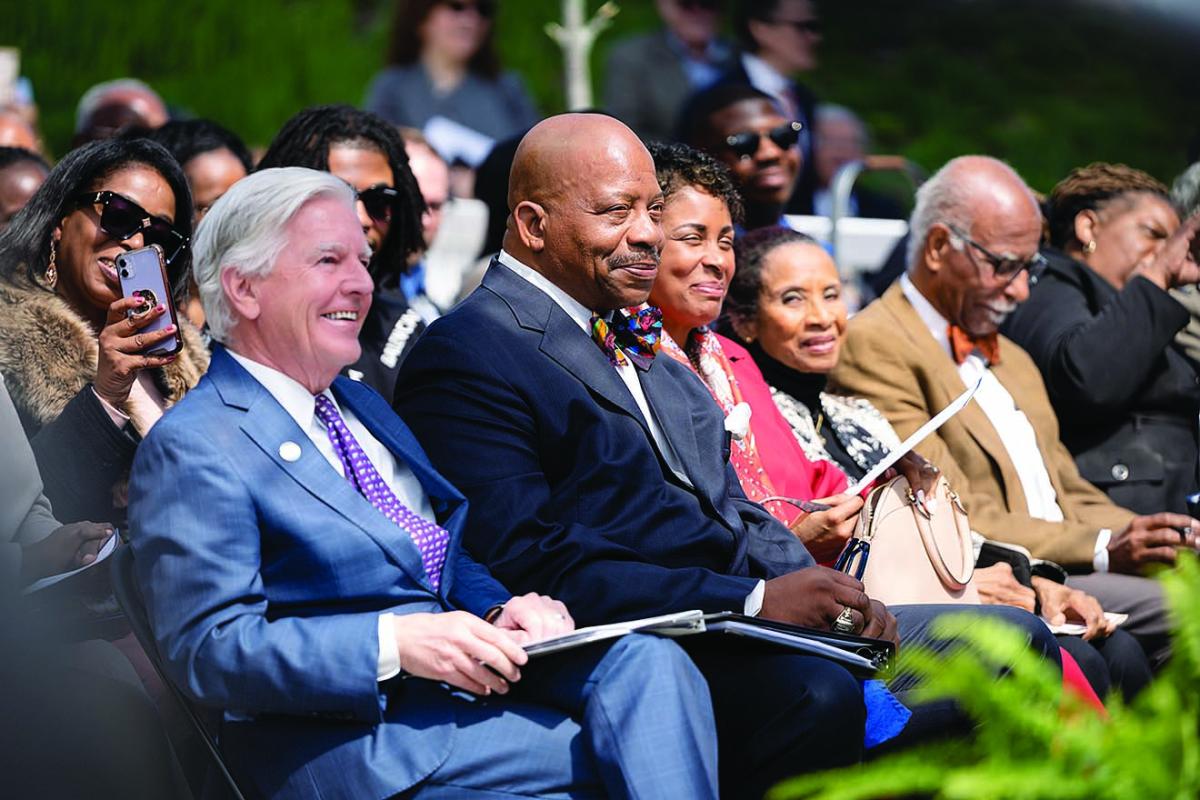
[898,276,1111,570]
[496,251,766,614]
[228,350,440,679]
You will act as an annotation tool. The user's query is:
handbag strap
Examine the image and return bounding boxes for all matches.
[909,477,974,589]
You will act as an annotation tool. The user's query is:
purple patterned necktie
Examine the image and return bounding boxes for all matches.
[313,394,449,590]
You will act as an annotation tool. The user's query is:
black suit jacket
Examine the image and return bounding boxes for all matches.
[394,260,814,625]
[1002,249,1200,514]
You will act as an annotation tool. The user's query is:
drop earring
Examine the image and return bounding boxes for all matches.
[44,240,58,289]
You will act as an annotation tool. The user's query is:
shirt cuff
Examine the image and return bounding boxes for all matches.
[1093,529,1112,573]
[92,387,130,428]
[744,579,766,616]
[377,613,400,681]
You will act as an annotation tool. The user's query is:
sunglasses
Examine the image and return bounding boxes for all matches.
[443,0,495,17]
[75,190,189,264]
[356,184,401,224]
[946,224,1048,285]
[723,121,803,160]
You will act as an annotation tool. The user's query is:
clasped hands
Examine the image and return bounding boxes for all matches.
[392,592,574,697]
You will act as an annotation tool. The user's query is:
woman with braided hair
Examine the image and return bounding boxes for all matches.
[258,105,428,400]
[1003,162,1200,515]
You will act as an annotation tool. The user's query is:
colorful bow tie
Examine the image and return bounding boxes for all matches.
[948,324,1001,366]
[590,305,663,370]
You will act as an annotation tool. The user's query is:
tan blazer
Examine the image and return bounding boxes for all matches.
[831,283,1132,567]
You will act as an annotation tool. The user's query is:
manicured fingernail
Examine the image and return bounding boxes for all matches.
[166,324,176,333]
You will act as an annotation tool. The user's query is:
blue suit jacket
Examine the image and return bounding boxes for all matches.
[128,346,510,800]
[395,261,814,626]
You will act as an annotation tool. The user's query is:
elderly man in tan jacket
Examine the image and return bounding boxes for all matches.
[833,155,1195,667]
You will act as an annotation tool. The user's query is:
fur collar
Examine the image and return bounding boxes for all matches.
[0,280,209,430]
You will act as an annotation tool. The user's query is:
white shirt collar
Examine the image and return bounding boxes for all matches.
[496,249,596,333]
[227,349,337,431]
[741,52,791,105]
[898,273,952,357]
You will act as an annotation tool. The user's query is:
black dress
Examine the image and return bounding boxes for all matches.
[1002,248,1200,515]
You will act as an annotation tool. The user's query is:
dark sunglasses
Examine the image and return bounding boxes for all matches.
[723,121,803,160]
[443,0,495,17]
[75,190,189,264]
[356,185,401,224]
[946,224,1048,285]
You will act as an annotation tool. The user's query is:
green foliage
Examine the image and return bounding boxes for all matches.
[5,0,1193,190]
[771,553,1200,800]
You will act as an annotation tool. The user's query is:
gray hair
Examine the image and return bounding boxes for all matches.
[814,103,868,145]
[1171,161,1200,218]
[192,167,357,342]
[74,79,164,133]
[906,156,1034,270]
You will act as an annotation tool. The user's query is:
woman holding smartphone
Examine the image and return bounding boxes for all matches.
[0,138,208,525]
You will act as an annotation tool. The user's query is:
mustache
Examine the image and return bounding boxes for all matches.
[607,247,661,269]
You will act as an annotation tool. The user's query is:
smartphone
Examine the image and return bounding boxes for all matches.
[116,245,182,356]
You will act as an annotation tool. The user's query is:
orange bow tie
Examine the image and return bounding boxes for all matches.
[948,325,1001,366]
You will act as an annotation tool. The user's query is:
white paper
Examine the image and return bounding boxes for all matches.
[524,610,706,657]
[1044,611,1128,636]
[847,374,984,496]
[422,115,496,168]
[23,533,118,594]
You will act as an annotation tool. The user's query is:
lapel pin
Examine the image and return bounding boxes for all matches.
[278,441,302,462]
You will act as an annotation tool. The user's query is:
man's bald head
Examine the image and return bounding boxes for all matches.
[507,114,650,210]
[504,113,665,311]
[907,155,1040,270]
[908,155,1043,336]
[0,110,38,153]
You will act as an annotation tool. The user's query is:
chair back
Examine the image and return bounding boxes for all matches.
[111,545,250,800]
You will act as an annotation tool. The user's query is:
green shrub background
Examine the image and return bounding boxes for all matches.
[7,0,1196,193]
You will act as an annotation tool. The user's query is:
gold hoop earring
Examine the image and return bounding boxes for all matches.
[44,240,58,289]
[1083,240,1096,255]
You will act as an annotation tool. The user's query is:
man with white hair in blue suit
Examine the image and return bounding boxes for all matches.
[127,166,720,800]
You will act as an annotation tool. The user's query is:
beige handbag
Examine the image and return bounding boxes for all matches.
[835,475,980,606]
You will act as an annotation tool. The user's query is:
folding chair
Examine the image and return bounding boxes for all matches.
[110,545,251,800]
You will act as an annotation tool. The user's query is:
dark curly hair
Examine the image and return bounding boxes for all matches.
[0,146,50,174]
[0,138,193,300]
[257,105,425,287]
[1046,162,1169,250]
[136,118,254,174]
[647,140,744,225]
[721,225,819,331]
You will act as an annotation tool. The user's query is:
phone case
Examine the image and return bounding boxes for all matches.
[116,245,182,356]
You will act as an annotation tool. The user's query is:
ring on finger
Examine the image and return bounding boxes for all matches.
[832,605,857,634]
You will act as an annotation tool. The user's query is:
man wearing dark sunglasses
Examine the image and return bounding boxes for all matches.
[683,84,803,231]
[704,0,822,213]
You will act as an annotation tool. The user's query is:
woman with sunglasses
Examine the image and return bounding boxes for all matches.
[0,138,208,525]
[258,105,428,401]
[365,0,538,145]
[721,224,1151,702]
[1003,164,1200,517]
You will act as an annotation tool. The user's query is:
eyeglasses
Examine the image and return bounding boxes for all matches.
[723,121,803,160]
[356,184,401,224]
[443,0,495,17]
[773,17,822,35]
[75,191,189,264]
[946,224,1047,285]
